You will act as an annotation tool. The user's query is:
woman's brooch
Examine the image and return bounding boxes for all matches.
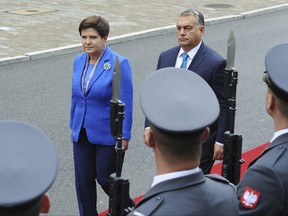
[103,62,111,71]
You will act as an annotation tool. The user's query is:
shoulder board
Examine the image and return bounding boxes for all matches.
[205,174,229,183]
[255,144,286,167]
[205,174,236,191]
[129,195,163,216]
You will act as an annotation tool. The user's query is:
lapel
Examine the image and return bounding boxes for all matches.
[169,47,180,67]
[188,42,206,72]
[249,133,288,167]
[85,46,114,95]
[76,54,88,97]
[137,171,205,206]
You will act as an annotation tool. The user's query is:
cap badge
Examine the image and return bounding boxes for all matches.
[241,186,261,209]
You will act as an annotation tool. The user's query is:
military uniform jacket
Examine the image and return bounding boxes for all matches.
[237,133,288,216]
[128,171,238,216]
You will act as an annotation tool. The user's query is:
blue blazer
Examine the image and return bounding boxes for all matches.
[155,42,229,143]
[70,46,133,145]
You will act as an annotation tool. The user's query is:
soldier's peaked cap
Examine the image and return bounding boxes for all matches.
[265,43,288,102]
[0,120,58,214]
[141,67,220,133]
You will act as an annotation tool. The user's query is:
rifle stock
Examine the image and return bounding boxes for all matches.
[222,131,243,184]
[108,173,132,216]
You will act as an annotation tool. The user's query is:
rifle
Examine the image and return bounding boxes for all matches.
[221,30,244,185]
[107,56,133,216]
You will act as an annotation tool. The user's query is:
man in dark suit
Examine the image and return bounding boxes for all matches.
[130,67,238,216]
[237,44,288,215]
[144,8,229,174]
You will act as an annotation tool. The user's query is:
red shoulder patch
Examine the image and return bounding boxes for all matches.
[240,186,261,209]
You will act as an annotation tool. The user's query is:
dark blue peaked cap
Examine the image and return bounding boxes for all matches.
[0,120,57,214]
[141,67,220,133]
[265,43,288,102]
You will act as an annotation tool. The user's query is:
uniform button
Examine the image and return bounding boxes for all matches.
[156,196,161,200]
[279,145,283,149]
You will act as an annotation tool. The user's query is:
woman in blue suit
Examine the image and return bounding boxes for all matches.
[70,16,133,216]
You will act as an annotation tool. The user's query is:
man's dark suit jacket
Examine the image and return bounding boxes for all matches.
[145,42,229,173]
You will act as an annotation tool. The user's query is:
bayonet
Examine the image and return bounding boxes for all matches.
[110,55,124,139]
[112,56,121,103]
[226,30,236,70]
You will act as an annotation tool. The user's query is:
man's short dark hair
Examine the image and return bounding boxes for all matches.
[179,9,205,26]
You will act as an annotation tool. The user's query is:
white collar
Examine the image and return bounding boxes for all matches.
[270,128,288,143]
[151,167,200,188]
[178,41,202,59]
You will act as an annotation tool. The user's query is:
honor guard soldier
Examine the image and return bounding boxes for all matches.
[237,43,288,216]
[129,67,238,216]
[0,120,58,216]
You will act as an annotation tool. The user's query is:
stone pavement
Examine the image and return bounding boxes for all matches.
[0,0,288,63]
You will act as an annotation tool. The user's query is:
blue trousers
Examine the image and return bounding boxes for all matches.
[73,129,117,216]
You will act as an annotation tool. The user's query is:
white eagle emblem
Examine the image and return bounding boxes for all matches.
[241,186,261,209]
